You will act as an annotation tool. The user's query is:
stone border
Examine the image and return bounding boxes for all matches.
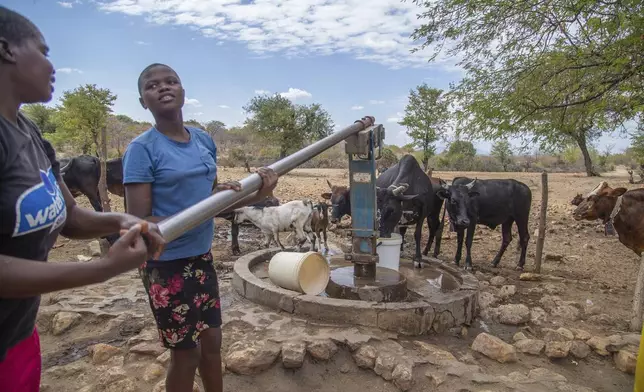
[233,248,480,335]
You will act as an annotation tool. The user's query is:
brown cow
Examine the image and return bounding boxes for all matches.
[573,181,644,255]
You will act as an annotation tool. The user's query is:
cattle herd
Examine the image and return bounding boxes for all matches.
[60,153,643,274]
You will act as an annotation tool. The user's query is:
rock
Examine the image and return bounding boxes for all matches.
[153,380,200,392]
[101,379,137,392]
[413,341,456,365]
[588,313,614,326]
[374,353,396,381]
[443,361,482,377]
[88,240,102,256]
[458,353,477,365]
[530,307,547,325]
[156,350,170,365]
[98,366,127,386]
[528,367,567,382]
[551,305,580,321]
[282,341,306,369]
[52,311,81,335]
[392,363,414,391]
[520,273,542,281]
[499,285,517,299]
[44,361,90,378]
[584,302,602,316]
[545,254,563,262]
[545,341,571,358]
[475,271,489,281]
[496,304,530,325]
[490,276,506,286]
[425,370,446,387]
[587,336,611,356]
[583,243,594,250]
[130,342,166,357]
[89,343,121,365]
[539,295,562,311]
[614,350,637,374]
[143,363,165,382]
[353,345,377,369]
[544,328,573,342]
[478,292,500,310]
[570,328,592,341]
[513,332,528,342]
[471,333,517,363]
[543,283,563,294]
[514,339,545,355]
[570,341,591,359]
[225,340,281,375]
[307,339,338,361]
[606,333,641,352]
[76,255,92,262]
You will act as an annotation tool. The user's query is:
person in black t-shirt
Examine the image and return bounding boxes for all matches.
[0,6,165,391]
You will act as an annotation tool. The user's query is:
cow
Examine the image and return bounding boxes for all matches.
[422,176,447,258]
[60,155,125,212]
[571,193,584,206]
[217,196,280,255]
[437,177,532,271]
[375,154,436,267]
[572,181,627,236]
[310,201,330,252]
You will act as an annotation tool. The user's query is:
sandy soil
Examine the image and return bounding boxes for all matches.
[39,167,640,392]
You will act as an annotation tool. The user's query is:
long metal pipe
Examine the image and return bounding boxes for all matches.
[158,116,376,242]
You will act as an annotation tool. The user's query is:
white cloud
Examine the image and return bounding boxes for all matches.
[351,105,364,110]
[95,0,463,70]
[190,112,204,116]
[56,67,83,74]
[58,2,73,8]
[279,88,312,101]
[369,100,385,105]
[135,41,150,45]
[185,98,202,107]
[387,112,404,123]
[218,105,230,109]
[254,89,270,95]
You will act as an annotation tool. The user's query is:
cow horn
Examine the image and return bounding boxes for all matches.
[465,179,476,190]
[392,183,409,196]
[326,179,333,190]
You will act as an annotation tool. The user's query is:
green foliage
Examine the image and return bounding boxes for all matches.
[205,120,226,139]
[185,119,205,130]
[46,84,116,155]
[21,104,57,134]
[490,140,514,171]
[379,148,399,168]
[630,125,644,165]
[243,95,333,158]
[438,140,478,171]
[412,0,642,177]
[399,84,449,170]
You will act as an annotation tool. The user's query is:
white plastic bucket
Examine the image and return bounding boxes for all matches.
[376,233,403,271]
[268,251,330,295]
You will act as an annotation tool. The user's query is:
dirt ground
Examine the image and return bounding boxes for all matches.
[40,166,640,392]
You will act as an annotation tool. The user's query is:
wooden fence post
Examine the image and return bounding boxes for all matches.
[534,171,548,273]
[631,254,644,331]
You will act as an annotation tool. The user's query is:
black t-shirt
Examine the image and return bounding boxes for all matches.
[0,112,67,361]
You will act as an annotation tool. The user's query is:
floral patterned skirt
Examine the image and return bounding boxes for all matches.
[139,251,222,349]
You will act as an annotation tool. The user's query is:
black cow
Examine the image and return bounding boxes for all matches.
[216,196,280,255]
[60,155,125,212]
[437,177,532,270]
[375,154,435,267]
[422,176,447,258]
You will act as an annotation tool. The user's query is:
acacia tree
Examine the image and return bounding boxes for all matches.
[491,140,514,171]
[53,84,116,211]
[244,94,333,158]
[399,84,449,171]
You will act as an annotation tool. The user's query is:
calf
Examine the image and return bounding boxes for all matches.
[310,201,329,252]
[217,196,280,255]
[322,180,351,224]
[234,200,314,251]
[437,177,532,270]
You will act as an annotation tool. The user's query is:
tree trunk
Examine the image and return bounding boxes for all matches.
[576,134,599,177]
[422,157,429,172]
[97,126,111,212]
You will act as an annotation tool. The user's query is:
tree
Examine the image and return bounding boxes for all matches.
[379,148,399,169]
[244,95,333,158]
[630,124,644,166]
[491,140,514,171]
[399,84,449,171]
[412,1,642,177]
[53,84,116,211]
[185,119,204,130]
[21,104,57,134]
[439,140,477,170]
[205,120,226,140]
[411,0,643,113]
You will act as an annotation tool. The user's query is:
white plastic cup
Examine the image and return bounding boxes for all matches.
[268,251,330,295]
[376,233,403,271]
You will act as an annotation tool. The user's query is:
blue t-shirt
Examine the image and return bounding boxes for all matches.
[122,126,217,261]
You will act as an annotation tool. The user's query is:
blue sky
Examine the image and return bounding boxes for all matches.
[6,0,633,154]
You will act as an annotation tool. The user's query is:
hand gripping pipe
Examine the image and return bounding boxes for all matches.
[157,116,376,242]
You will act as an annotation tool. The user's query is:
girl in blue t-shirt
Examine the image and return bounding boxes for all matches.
[123,63,277,392]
